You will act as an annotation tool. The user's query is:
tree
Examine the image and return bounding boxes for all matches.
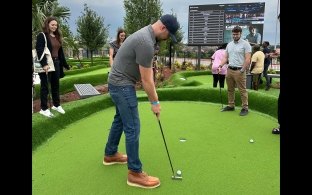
[60,23,84,66]
[123,0,163,35]
[60,23,79,58]
[76,4,109,65]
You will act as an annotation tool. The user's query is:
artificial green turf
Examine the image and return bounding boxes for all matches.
[32,101,279,195]
[64,67,110,78]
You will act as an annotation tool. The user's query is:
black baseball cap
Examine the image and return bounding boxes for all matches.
[160,14,180,43]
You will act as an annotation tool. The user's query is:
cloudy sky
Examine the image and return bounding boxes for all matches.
[58,0,280,45]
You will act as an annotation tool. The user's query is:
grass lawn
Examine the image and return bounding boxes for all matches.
[64,67,111,78]
[33,101,279,195]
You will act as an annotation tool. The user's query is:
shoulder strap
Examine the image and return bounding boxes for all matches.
[38,32,47,61]
[41,32,47,47]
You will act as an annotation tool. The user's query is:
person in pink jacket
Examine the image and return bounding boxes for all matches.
[211,43,228,88]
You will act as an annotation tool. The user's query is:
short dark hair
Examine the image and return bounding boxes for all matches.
[263,41,270,46]
[218,43,228,50]
[232,26,242,33]
[253,44,261,51]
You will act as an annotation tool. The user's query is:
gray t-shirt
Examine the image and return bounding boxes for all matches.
[226,38,251,67]
[108,25,156,86]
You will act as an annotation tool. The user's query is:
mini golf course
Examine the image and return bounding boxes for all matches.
[32,101,279,194]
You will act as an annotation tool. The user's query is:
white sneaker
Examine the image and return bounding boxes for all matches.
[39,109,54,117]
[52,106,65,114]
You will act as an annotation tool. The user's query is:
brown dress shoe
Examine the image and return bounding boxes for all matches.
[103,152,127,165]
[127,170,160,189]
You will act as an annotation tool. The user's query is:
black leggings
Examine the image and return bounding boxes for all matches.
[38,59,60,110]
[213,74,225,88]
[262,64,270,87]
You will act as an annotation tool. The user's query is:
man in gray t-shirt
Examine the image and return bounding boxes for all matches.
[108,25,156,86]
[103,14,180,189]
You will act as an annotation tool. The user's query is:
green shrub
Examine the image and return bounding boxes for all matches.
[34,71,108,99]
[83,64,90,68]
[65,65,106,76]
[200,64,208,70]
[173,61,181,69]
[66,57,109,68]
[267,69,277,74]
[32,87,277,151]
[71,66,79,70]
[181,61,194,70]
[32,68,278,151]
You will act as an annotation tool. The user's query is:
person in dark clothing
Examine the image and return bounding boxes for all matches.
[109,28,126,67]
[262,41,271,90]
[272,13,280,134]
[35,16,70,117]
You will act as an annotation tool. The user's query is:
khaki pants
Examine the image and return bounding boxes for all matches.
[252,73,261,90]
[225,69,248,109]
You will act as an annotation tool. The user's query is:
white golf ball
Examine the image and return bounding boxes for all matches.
[177,170,182,175]
[249,139,254,143]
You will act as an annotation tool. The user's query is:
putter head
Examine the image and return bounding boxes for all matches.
[171,175,183,180]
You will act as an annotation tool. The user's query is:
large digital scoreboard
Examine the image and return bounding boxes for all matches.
[188,2,265,46]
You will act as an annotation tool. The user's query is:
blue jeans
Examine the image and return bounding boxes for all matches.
[105,83,142,172]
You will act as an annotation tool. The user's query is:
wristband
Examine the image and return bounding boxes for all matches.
[151,101,160,105]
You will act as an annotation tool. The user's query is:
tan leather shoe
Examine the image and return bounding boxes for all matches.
[103,152,127,165]
[127,170,160,189]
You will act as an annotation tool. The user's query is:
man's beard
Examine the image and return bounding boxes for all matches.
[234,37,240,42]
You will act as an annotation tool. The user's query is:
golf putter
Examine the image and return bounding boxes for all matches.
[155,113,182,180]
[218,73,223,109]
